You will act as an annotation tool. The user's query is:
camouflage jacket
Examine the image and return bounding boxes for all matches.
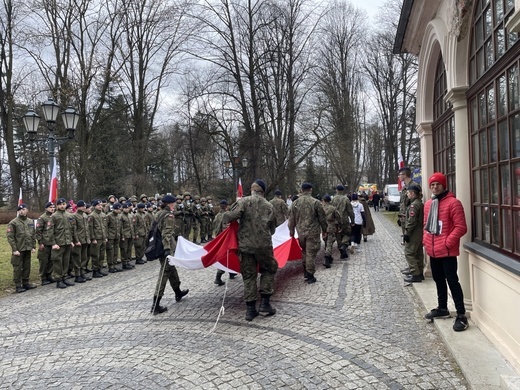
[288,193,327,237]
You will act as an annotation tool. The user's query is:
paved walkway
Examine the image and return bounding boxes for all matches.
[0,211,471,389]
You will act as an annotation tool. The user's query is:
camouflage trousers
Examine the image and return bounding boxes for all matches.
[298,234,321,276]
[37,245,53,279]
[324,232,336,256]
[240,248,278,302]
[52,245,72,280]
[404,240,424,275]
[72,243,88,275]
[336,223,352,247]
[155,256,181,298]
[11,250,32,287]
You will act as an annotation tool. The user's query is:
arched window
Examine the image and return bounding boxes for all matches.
[467,0,519,257]
[432,56,456,192]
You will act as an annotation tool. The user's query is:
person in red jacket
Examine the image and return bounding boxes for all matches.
[423,172,469,331]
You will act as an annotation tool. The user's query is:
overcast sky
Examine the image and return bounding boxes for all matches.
[358,0,386,22]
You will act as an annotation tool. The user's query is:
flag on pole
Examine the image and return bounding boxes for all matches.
[49,157,58,203]
[18,187,23,206]
[237,177,243,199]
[398,151,405,191]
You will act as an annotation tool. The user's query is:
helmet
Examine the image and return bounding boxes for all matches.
[194,195,200,200]
[201,197,207,202]
[139,193,148,201]
[183,192,191,197]
[206,196,212,200]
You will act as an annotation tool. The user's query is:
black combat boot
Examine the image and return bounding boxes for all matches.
[323,255,332,268]
[63,278,75,286]
[75,275,87,283]
[174,288,189,302]
[214,273,225,286]
[339,245,349,259]
[303,265,310,279]
[56,280,67,289]
[151,296,168,315]
[258,294,276,316]
[245,300,259,321]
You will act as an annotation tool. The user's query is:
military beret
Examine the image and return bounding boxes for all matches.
[17,203,28,211]
[274,189,282,195]
[76,200,86,207]
[301,182,313,190]
[323,194,331,202]
[57,197,67,204]
[137,203,146,209]
[219,199,228,205]
[44,201,55,208]
[122,202,131,208]
[408,184,422,193]
[91,200,100,206]
[101,199,107,203]
[65,204,72,209]
[254,179,266,193]
[146,202,152,208]
[112,203,122,210]
[336,184,345,191]
[162,194,176,204]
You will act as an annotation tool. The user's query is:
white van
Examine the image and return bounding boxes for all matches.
[383,184,400,211]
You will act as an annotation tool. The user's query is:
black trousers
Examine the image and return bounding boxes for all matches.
[430,256,465,314]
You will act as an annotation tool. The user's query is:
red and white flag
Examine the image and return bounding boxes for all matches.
[18,187,23,206]
[49,157,58,203]
[398,151,405,191]
[236,177,243,199]
[168,220,302,272]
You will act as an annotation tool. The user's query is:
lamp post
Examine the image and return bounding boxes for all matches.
[224,156,248,198]
[22,98,80,176]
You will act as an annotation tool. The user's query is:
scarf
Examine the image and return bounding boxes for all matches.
[425,190,448,235]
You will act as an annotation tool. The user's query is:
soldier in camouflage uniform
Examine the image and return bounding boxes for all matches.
[322,194,341,268]
[106,203,123,273]
[191,195,202,244]
[35,201,56,285]
[151,195,189,315]
[402,185,425,283]
[206,196,215,240]
[288,182,327,284]
[71,200,90,283]
[331,185,355,259]
[199,197,211,243]
[182,192,193,240]
[119,202,135,270]
[47,198,75,289]
[270,189,289,226]
[89,200,108,278]
[133,203,148,264]
[6,203,37,293]
[223,180,278,321]
[398,167,413,247]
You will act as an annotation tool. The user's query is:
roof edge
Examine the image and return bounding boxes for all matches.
[393,0,415,54]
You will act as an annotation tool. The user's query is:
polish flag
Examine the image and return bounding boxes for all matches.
[18,187,23,206]
[236,178,243,199]
[398,151,405,191]
[49,157,58,203]
[168,220,302,272]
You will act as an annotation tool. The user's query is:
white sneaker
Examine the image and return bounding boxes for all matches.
[349,244,355,254]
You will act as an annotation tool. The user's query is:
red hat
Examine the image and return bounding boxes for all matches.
[428,172,447,188]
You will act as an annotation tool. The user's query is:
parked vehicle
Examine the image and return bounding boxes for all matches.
[383,184,400,211]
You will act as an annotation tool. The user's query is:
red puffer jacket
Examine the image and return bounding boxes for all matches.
[423,191,467,258]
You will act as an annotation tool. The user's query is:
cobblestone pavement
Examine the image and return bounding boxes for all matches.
[0,210,468,389]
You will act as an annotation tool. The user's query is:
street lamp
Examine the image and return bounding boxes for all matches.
[224,155,248,199]
[22,98,80,174]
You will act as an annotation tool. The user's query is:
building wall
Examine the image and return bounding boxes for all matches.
[413,0,520,372]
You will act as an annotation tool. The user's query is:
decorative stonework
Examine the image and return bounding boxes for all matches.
[450,0,474,41]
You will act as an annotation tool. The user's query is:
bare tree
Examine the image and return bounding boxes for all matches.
[313,0,367,191]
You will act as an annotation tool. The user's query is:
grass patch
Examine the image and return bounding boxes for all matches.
[381,210,401,225]
[1,223,41,298]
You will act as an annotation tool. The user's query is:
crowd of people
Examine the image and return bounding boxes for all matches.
[8,172,469,329]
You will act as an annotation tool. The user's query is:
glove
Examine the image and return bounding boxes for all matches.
[164,249,171,257]
[397,219,402,227]
[403,234,410,243]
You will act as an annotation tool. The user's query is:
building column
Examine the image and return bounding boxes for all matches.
[505,0,520,33]
[417,121,433,277]
[446,86,473,311]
